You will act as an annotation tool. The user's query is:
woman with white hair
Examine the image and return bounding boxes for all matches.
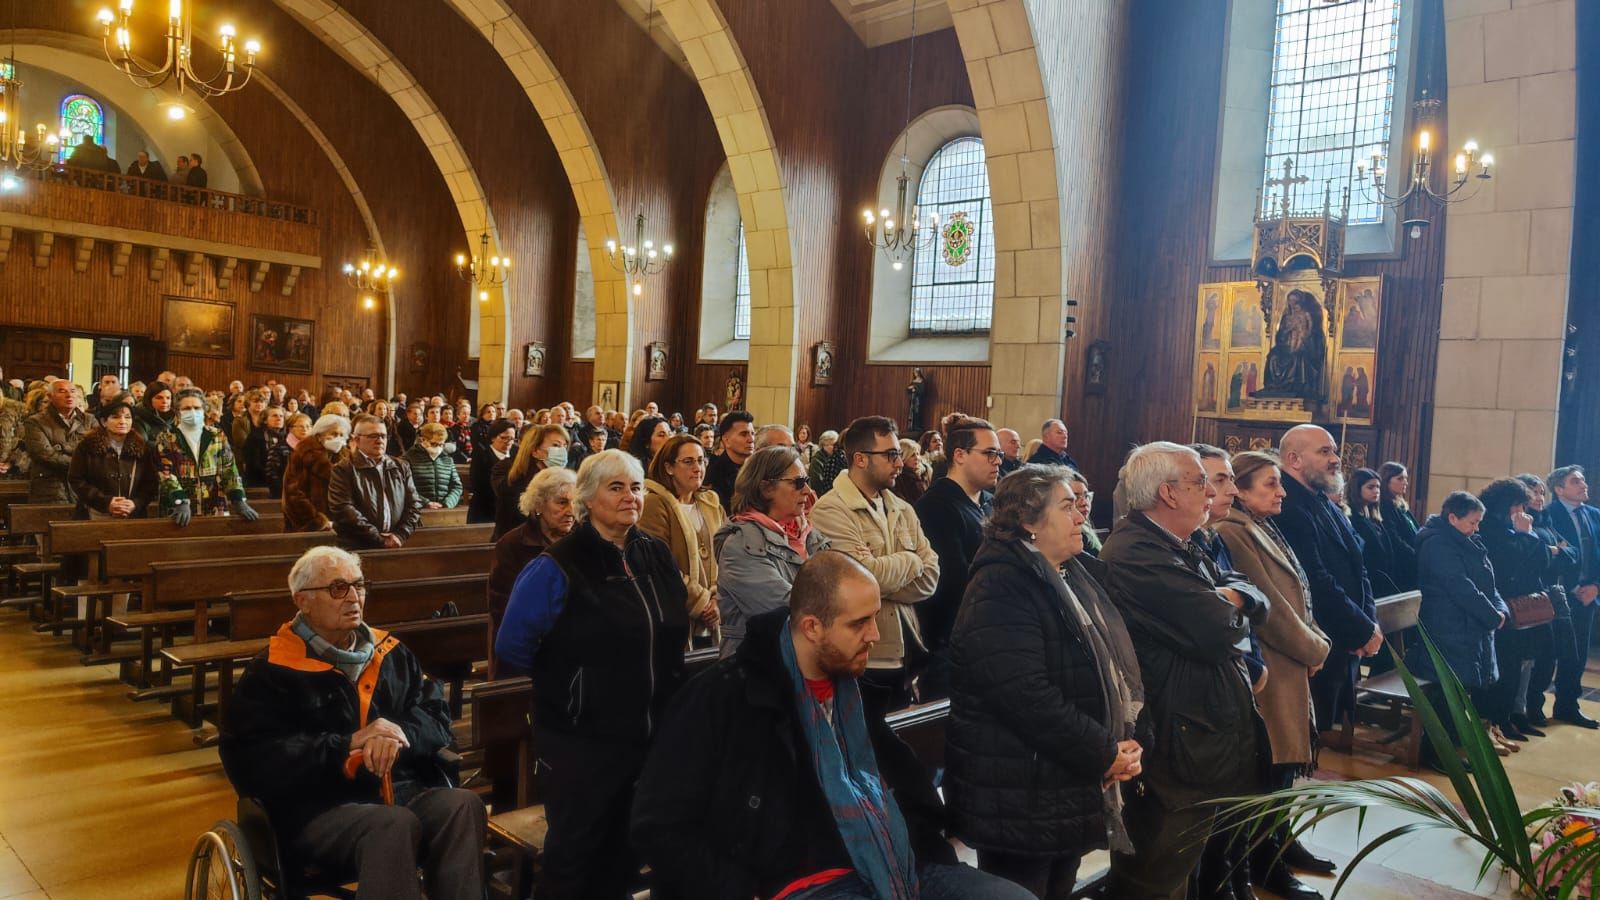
[806,428,847,496]
[486,466,577,662]
[493,449,689,897]
[281,413,351,532]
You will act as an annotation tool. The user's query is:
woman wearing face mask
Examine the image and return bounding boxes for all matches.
[487,466,578,673]
[154,388,259,524]
[281,414,352,532]
[639,434,725,642]
[241,405,289,491]
[405,422,464,509]
[68,393,160,521]
[493,423,569,539]
[467,418,516,524]
[135,381,176,442]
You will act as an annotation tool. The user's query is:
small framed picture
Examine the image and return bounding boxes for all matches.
[812,341,835,386]
[409,342,430,374]
[595,381,620,411]
[646,342,668,381]
[1084,340,1110,396]
[524,341,546,378]
[248,313,314,374]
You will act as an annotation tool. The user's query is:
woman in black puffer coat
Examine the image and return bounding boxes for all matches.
[946,464,1145,898]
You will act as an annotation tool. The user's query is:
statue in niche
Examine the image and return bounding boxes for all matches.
[906,368,927,434]
[1255,289,1327,402]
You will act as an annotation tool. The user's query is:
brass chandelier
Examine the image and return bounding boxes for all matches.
[456,229,510,303]
[344,245,398,310]
[0,10,64,186]
[1356,92,1493,239]
[96,0,261,100]
[605,211,673,298]
[861,0,938,270]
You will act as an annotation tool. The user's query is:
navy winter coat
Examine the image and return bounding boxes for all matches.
[1405,515,1508,689]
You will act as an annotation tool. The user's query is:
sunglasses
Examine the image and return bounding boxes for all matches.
[304,578,371,600]
[767,476,810,491]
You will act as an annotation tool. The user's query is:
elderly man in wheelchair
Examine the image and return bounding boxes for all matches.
[218,546,486,899]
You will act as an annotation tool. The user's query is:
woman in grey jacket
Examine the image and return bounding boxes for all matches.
[712,445,828,657]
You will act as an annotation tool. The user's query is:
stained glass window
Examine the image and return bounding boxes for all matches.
[733,223,751,341]
[0,62,13,81]
[910,137,994,334]
[61,94,105,146]
[1263,0,1400,224]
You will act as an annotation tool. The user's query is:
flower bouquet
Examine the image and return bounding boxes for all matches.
[1532,782,1600,897]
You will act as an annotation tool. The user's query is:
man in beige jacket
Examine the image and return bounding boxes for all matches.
[810,415,940,718]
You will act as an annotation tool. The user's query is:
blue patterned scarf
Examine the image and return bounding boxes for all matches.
[778,618,917,900]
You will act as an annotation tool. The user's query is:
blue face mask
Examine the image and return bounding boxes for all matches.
[544,446,568,469]
[178,408,205,428]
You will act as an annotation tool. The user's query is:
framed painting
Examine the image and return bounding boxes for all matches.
[1223,352,1263,414]
[646,341,668,381]
[1197,286,1224,351]
[1332,351,1377,425]
[248,314,314,374]
[1084,340,1110,396]
[163,296,234,359]
[409,342,430,374]
[524,341,546,378]
[594,381,619,411]
[812,341,835,386]
[1339,277,1381,351]
[1194,351,1221,416]
[1227,285,1265,350]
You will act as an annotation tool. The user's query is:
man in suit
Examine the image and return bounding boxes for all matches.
[1545,465,1600,728]
[186,152,209,188]
[1274,424,1381,733]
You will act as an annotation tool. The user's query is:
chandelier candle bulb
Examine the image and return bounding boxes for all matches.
[1455,154,1467,175]
[1418,130,1430,152]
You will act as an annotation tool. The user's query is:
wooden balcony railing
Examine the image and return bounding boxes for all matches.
[0,164,321,262]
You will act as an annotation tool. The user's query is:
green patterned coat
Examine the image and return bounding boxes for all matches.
[154,426,246,516]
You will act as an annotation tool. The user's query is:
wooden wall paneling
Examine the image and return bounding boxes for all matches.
[1102,0,1447,509]
[511,0,725,417]
[333,0,580,412]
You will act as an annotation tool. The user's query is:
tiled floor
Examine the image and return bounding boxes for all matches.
[1,600,1596,899]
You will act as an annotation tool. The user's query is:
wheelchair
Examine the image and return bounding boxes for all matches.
[184,796,358,900]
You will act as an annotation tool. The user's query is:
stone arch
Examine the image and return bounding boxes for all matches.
[945,0,1067,431]
[655,0,798,425]
[438,1,633,406]
[266,0,511,403]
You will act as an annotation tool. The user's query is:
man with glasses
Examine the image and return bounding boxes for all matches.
[328,414,422,550]
[220,546,485,900]
[811,416,940,719]
[1100,442,1270,899]
[914,414,1002,700]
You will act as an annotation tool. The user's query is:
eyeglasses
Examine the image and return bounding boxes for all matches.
[973,448,1005,462]
[354,432,387,441]
[1166,475,1209,491]
[860,449,902,462]
[303,578,371,600]
[767,476,810,491]
[673,456,707,468]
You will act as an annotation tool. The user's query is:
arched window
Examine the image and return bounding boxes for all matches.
[1262,0,1401,224]
[910,136,994,334]
[60,94,105,146]
[699,163,748,360]
[733,223,751,341]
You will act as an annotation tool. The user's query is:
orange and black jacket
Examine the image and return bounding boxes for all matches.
[218,623,456,837]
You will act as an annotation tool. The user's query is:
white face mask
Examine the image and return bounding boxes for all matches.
[178,408,205,429]
[425,445,444,459]
[544,446,568,469]
[323,435,348,453]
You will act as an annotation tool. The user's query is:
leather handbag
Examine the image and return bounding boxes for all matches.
[1506,591,1555,630]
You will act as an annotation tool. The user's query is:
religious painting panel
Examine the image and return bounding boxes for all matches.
[1338,277,1381,351]
[248,314,314,374]
[594,381,620,412]
[163,297,234,359]
[1197,286,1224,351]
[1223,351,1263,415]
[1228,285,1266,349]
[646,342,668,381]
[1332,350,1376,425]
[1195,351,1221,417]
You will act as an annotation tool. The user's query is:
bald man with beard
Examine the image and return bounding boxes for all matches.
[1273,425,1380,733]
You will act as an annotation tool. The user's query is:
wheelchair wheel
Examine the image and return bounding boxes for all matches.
[185,819,263,900]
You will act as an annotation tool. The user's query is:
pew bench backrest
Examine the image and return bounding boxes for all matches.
[226,574,491,641]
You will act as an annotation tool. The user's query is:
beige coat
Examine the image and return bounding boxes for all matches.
[638,480,724,620]
[1216,507,1331,765]
[810,471,940,669]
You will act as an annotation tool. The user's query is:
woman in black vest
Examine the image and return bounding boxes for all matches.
[494,449,689,898]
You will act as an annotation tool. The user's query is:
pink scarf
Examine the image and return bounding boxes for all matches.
[734,510,812,559]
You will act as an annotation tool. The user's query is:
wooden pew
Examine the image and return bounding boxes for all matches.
[1347,590,1428,768]
[100,523,494,679]
[163,573,492,728]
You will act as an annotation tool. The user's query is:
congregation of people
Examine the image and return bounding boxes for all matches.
[5,362,1598,900]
